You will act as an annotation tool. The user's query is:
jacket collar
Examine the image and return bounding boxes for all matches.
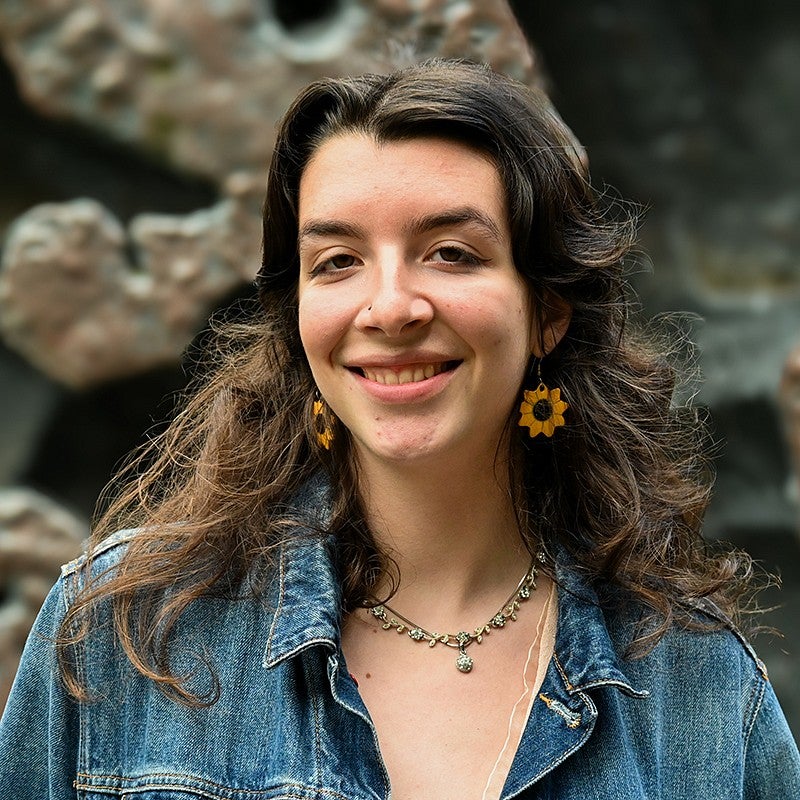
[553,549,648,698]
[263,474,647,700]
[262,475,340,668]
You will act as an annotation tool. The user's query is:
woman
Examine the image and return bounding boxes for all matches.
[1,59,798,799]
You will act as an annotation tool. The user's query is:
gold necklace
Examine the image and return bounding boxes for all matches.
[369,556,541,674]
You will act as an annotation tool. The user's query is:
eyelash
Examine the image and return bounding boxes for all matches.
[429,246,485,267]
[307,245,486,277]
[308,253,358,277]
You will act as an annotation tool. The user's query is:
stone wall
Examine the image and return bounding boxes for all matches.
[509,0,800,735]
[511,0,800,538]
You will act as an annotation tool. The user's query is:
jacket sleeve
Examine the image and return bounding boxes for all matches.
[0,577,80,799]
[743,678,800,798]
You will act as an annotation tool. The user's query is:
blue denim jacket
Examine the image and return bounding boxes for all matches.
[2,482,799,799]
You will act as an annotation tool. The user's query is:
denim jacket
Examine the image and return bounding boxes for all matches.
[2,480,799,799]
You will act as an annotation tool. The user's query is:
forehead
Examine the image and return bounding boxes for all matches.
[298,134,507,226]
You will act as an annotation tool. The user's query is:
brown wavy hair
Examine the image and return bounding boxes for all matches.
[58,59,755,705]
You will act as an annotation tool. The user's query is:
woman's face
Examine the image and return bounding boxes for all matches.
[296,133,543,471]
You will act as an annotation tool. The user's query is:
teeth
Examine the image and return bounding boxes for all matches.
[361,363,446,385]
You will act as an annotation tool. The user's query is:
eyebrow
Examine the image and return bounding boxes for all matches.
[404,207,504,244]
[297,206,505,248]
[298,220,367,246]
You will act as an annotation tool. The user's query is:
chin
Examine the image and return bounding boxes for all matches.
[353,425,471,470]
[362,440,438,465]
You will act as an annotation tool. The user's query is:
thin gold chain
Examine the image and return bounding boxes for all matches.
[368,556,541,673]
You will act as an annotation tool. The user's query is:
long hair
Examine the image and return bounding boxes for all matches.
[58,59,754,705]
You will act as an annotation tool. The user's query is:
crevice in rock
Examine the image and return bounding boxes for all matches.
[271,0,341,33]
[0,52,218,231]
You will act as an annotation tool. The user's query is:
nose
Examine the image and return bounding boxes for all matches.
[354,259,434,337]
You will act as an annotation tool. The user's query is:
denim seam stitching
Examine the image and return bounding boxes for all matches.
[66,565,92,789]
[61,529,138,578]
[742,669,766,750]
[73,784,350,800]
[264,545,287,664]
[685,599,769,681]
[74,772,357,799]
[553,652,574,692]
[310,653,324,789]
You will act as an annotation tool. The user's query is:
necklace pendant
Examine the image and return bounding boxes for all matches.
[372,558,538,675]
[456,649,474,673]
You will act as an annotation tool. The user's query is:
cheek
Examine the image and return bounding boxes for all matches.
[297,296,327,365]
[450,288,531,353]
[298,293,350,366]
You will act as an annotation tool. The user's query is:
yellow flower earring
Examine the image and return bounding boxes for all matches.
[312,395,335,450]
[518,361,568,438]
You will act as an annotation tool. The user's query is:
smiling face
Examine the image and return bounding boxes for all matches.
[297,134,541,472]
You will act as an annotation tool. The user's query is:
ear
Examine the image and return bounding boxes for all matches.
[529,293,572,358]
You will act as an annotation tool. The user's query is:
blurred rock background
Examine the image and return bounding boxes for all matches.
[510,0,800,738]
[1,0,798,735]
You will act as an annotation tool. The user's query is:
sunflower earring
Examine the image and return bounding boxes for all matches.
[312,395,335,450]
[518,361,568,438]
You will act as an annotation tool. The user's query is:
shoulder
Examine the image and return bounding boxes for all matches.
[61,528,138,576]
[602,593,768,684]
[676,597,768,679]
[555,556,767,690]
[59,528,141,601]
[552,572,800,795]
[555,560,770,727]
[635,607,800,791]
[601,597,771,740]
[58,471,332,581]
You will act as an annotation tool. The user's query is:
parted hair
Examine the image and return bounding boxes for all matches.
[58,59,754,705]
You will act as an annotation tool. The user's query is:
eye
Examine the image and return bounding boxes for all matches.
[309,252,358,276]
[429,246,485,267]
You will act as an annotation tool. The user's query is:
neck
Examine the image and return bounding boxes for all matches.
[355,449,529,621]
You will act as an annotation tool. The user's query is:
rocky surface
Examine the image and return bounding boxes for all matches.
[0,179,261,387]
[0,0,536,388]
[781,345,800,512]
[0,488,85,711]
[512,0,800,538]
[0,0,537,184]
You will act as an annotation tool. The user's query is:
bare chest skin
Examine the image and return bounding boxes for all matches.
[340,574,554,800]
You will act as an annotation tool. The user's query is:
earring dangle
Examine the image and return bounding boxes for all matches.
[312,395,335,450]
[518,360,568,438]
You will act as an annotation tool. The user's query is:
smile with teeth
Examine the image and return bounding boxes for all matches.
[358,362,456,385]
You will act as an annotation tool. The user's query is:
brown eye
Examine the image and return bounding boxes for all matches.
[437,247,465,262]
[310,253,359,277]
[431,246,483,267]
[329,253,356,269]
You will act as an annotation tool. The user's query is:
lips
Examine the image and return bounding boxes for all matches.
[353,360,460,386]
